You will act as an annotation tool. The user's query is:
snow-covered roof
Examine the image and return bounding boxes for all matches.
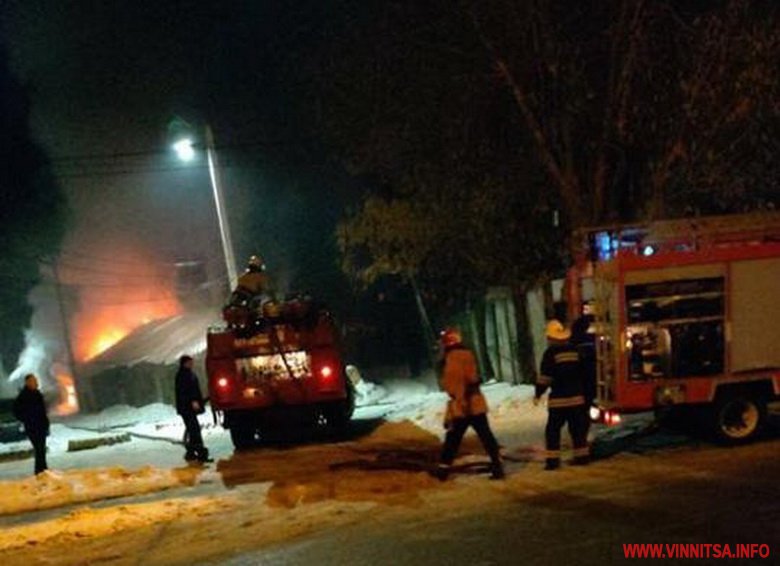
[82,310,222,373]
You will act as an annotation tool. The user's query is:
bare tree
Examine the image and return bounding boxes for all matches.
[467,0,780,226]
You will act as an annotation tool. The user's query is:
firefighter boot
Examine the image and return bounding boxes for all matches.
[431,463,450,482]
[196,447,214,463]
[184,449,199,462]
[489,460,505,480]
[544,458,560,471]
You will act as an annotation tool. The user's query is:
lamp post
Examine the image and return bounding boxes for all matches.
[173,125,238,291]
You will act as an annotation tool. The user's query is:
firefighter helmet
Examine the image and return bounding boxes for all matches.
[440,327,463,348]
[262,300,281,319]
[247,255,265,272]
[545,319,571,341]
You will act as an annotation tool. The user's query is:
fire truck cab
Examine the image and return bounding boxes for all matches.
[573,212,780,443]
[206,296,355,449]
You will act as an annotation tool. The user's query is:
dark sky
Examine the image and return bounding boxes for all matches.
[2,0,351,308]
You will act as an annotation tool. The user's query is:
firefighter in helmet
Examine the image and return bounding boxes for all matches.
[435,327,505,480]
[534,319,589,470]
[230,255,272,307]
[239,255,269,293]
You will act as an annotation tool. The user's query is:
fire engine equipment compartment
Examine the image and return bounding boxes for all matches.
[625,275,725,379]
[729,257,780,373]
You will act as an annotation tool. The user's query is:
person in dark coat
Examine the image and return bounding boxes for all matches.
[13,374,50,475]
[534,320,589,470]
[175,355,211,462]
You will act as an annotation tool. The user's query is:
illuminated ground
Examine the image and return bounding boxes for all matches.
[0,386,777,565]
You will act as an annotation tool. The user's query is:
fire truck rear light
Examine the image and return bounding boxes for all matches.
[217,377,229,388]
[604,410,622,426]
[589,406,601,422]
[319,365,333,379]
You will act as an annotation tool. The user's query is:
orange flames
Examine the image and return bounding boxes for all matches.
[85,327,131,361]
[52,365,79,416]
[57,243,183,362]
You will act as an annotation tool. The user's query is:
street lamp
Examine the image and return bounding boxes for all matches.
[172,138,196,162]
[172,124,238,292]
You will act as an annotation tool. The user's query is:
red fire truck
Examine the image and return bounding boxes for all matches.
[206,297,354,449]
[573,212,780,443]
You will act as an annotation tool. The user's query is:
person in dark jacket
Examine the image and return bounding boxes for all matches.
[175,355,211,462]
[435,328,504,481]
[13,374,50,475]
[534,320,589,470]
[571,314,597,439]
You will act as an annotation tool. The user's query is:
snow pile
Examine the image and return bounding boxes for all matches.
[357,419,442,448]
[62,402,222,443]
[1,423,135,458]
[0,465,208,515]
[64,402,178,430]
[0,494,235,552]
[375,381,538,437]
[354,379,389,407]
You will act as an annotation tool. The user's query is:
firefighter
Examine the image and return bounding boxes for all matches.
[534,320,589,470]
[571,314,597,439]
[174,355,211,463]
[237,255,270,297]
[436,327,504,480]
[225,255,273,328]
[13,374,50,475]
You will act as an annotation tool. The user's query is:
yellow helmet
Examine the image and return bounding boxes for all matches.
[546,319,571,341]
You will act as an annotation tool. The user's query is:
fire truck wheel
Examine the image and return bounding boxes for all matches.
[324,379,356,429]
[711,394,767,445]
[229,421,257,450]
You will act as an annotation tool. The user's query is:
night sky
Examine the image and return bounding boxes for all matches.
[2,0,351,307]
[2,1,777,379]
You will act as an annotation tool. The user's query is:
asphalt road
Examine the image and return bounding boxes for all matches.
[2,412,777,565]
[222,423,780,566]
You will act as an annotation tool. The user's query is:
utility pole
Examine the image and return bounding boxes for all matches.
[205,125,238,292]
[51,259,94,412]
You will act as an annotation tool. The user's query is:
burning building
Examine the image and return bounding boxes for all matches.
[7,236,223,414]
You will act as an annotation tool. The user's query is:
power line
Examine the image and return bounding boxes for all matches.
[51,161,276,180]
[0,247,223,274]
[46,139,305,165]
[57,249,204,269]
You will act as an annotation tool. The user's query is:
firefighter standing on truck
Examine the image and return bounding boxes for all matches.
[231,255,271,306]
[436,327,505,481]
[534,320,589,470]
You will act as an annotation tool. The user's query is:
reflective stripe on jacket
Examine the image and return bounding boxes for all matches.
[537,342,586,408]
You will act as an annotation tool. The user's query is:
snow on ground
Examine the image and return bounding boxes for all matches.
[64,403,179,431]
[1,423,135,458]
[0,379,558,560]
[0,492,240,552]
[0,465,208,515]
[1,377,775,564]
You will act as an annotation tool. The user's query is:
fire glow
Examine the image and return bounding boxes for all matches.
[86,328,128,361]
[57,244,183,362]
[53,369,79,416]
